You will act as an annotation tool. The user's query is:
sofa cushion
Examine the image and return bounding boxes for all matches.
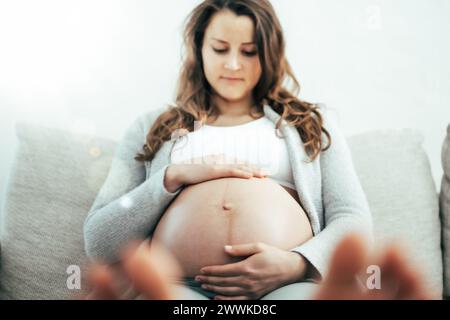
[0,122,116,299]
[440,124,450,298]
[348,129,443,297]
[0,122,444,299]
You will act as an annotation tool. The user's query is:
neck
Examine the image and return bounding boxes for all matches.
[213,95,255,118]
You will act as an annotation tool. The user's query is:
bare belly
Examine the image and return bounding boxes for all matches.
[151,177,313,277]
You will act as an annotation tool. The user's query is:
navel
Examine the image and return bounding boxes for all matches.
[222,203,233,211]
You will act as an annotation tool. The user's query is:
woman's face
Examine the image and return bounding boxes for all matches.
[201,10,262,105]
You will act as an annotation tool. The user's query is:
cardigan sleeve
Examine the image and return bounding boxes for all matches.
[290,110,374,281]
[83,109,182,264]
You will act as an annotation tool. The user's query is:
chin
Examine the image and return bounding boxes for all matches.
[217,91,247,102]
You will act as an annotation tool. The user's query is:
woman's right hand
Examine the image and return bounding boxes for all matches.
[164,154,267,193]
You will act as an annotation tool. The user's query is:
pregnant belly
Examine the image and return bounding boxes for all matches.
[151,177,313,277]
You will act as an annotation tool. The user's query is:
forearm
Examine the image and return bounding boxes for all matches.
[290,216,373,281]
[84,165,181,263]
[164,164,185,193]
[283,251,310,284]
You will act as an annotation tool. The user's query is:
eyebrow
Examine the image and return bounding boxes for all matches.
[211,37,255,45]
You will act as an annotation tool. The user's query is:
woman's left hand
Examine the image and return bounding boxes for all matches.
[196,242,308,300]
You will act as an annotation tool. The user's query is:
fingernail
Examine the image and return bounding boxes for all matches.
[224,245,232,251]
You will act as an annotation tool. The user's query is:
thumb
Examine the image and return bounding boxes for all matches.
[85,264,118,300]
[122,241,182,300]
[323,233,368,286]
[224,243,265,256]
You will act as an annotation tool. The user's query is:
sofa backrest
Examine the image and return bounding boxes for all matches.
[0,123,445,299]
[440,124,450,298]
[0,123,116,299]
[348,129,443,297]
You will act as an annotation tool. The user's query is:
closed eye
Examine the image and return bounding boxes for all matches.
[243,50,258,57]
[212,48,258,57]
[213,48,227,54]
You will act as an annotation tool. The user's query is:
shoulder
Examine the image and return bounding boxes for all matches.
[314,103,347,147]
[126,106,170,137]
[315,104,354,164]
[316,103,340,131]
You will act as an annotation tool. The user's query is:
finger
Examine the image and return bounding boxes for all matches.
[213,165,250,179]
[237,165,259,174]
[214,295,251,300]
[228,167,254,179]
[122,241,182,300]
[245,168,266,178]
[202,284,246,296]
[122,247,172,300]
[201,261,246,277]
[242,164,267,178]
[254,170,267,178]
[378,245,432,300]
[196,275,245,287]
[85,264,119,300]
[224,243,264,257]
[323,233,368,287]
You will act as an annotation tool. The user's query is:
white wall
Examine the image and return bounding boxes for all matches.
[1,0,449,215]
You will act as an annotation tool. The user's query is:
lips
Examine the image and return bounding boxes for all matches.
[221,77,243,81]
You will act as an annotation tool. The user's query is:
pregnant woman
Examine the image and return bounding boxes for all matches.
[84,0,373,300]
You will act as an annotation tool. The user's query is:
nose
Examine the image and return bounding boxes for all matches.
[224,53,242,71]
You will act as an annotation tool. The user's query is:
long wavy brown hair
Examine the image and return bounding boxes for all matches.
[135,0,331,163]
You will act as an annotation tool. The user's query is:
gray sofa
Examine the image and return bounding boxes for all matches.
[0,121,449,300]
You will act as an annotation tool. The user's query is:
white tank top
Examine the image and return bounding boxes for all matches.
[170,116,296,190]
